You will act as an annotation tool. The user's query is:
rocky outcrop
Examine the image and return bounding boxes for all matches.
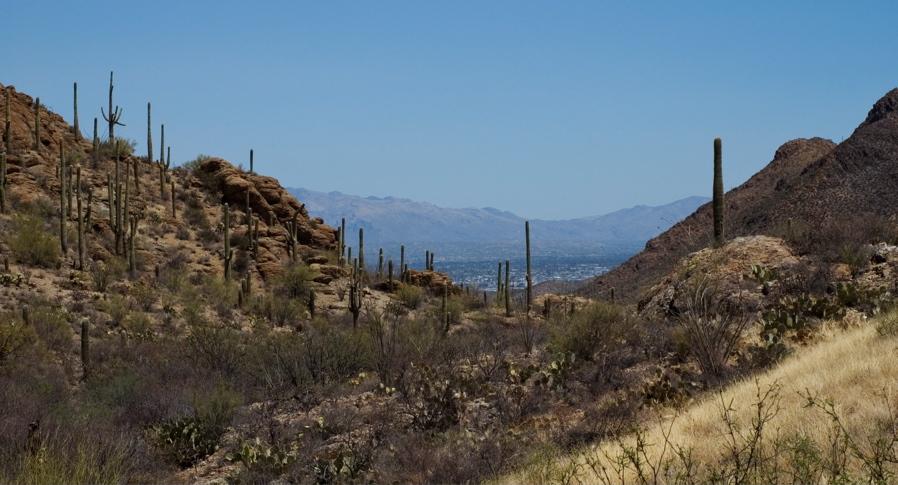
[196,157,338,250]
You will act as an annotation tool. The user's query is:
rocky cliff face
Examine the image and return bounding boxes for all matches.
[581,88,898,302]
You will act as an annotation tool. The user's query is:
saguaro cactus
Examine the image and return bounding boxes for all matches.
[713,137,724,247]
[59,145,67,254]
[505,259,511,317]
[147,102,153,164]
[33,97,41,151]
[249,149,254,174]
[76,166,84,270]
[358,227,365,271]
[0,151,6,213]
[73,82,81,141]
[224,204,233,280]
[4,90,10,154]
[101,71,125,143]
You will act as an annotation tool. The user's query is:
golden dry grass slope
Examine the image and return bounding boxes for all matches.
[503,314,898,484]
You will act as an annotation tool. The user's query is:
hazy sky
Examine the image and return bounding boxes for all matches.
[4,1,897,220]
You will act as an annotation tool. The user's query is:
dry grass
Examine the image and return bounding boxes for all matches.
[502,314,898,484]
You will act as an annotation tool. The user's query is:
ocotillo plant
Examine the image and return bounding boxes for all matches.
[223,204,233,280]
[101,71,125,143]
[73,82,81,141]
[713,137,724,247]
[33,97,41,151]
[525,220,532,312]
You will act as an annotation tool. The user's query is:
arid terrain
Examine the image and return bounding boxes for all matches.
[4,80,898,484]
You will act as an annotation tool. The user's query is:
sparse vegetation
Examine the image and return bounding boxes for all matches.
[5,80,898,484]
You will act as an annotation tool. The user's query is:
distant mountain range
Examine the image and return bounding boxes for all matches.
[286,187,709,247]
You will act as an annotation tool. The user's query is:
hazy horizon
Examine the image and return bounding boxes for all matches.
[4,2,897,219]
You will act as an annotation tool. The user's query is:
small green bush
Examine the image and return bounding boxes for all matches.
[7,211,60,268]
[395,285,425,309]
[549,301,628,362]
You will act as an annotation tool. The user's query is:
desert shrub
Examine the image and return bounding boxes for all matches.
[5,432,134,484]
[100,294,131,327]
[187,322,244,380]
[147,382,241,468]
[7,211,60,268]
[131,281,156,311]
[548,301,629,362]
[394,284,425,309]
[674,279,751,377]
[272,262,316,300]
[89,257,127,293]
[181,153,211,172]
[0,315,38,365]
[29,305,74,355]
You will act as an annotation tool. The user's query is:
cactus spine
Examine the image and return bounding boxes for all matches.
[525,220,532,312]
[101,71,125,143]
[73,82,81,141]
[224,204,233,281]
[34,97,41,151]
[713,137,724,247]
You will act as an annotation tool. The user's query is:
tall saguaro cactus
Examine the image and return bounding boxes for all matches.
[34,97,41,151]
[101,71,125,143]
[147,103,153,165]
[358,227,365,271]
[59,145,67,254]
[73,82,81,141]
[224,204,233,281]
[713,137,724,247]
[4,90,10,154]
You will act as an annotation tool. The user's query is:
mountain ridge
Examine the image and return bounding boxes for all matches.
[287,186,708,246]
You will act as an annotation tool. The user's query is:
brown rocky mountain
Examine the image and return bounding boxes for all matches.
[580,88,898,302]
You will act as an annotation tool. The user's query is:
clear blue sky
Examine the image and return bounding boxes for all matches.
[4,1,897,220]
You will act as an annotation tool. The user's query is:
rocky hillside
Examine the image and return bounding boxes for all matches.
[580,88,898,302]
[290,186,708,246]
